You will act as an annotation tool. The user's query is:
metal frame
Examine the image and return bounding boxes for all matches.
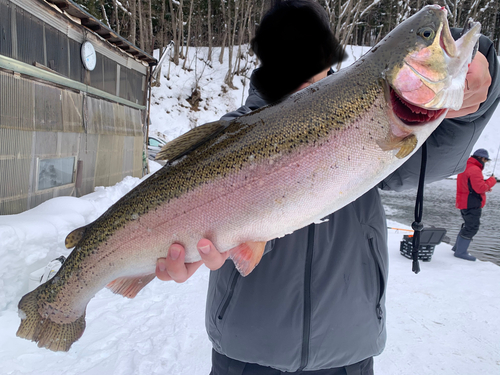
[0,54,146,110]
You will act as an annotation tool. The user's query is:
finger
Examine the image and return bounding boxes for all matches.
[466,52,490,92]
[462,52,490,106]
[164,243,191,283]
[462,83,489,106]
[156,257,203,282]
[156,243,203,283]
[156,257,173,281]
[446,53,491,119]
[197,238,230,271]
[446,103,481,119]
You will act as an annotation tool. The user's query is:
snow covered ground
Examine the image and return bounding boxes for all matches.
[0,45,499,374]
[0,183,499,375]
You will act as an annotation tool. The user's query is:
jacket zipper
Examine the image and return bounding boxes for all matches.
[368,237,385,320]
[218,268,240,320]
[298,224,315,371]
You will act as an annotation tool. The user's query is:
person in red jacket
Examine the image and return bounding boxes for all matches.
[453,148,497,261]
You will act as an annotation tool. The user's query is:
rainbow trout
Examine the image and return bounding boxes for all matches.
[17,5,480,351]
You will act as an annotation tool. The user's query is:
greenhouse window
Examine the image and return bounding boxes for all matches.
[37,157,75,190]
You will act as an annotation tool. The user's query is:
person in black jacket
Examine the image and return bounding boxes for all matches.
[156,1,500,374]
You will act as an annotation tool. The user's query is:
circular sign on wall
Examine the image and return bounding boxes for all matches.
[81,41,97,71]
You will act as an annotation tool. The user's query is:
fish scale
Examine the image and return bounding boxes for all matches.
[16,5,481,352]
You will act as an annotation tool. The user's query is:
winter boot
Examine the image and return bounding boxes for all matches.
[452,224,466,252]
[453,235,476,261]
[451,232,460,252]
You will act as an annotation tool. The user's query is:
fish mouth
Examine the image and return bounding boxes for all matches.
[390,87,447,125]
[387,5,481,112]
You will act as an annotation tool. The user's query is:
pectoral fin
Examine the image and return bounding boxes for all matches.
[230,241,266,277]
[155,120,228,162]
[377,134,418,159]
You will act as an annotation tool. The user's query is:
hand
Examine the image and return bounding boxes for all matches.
[446,52,491,119]
[156,239,230,283]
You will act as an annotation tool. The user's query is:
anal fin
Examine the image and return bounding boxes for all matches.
[229,241,266,277]
[106,273,156,298]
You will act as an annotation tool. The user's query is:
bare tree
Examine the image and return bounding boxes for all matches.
[74,0,500,77]
[234,0,253,75]
[159,0,166,47]
[207,0,213,61]
[111,0,120,34]
[182,0,196,69]
[178,0,185,59]
[396,0,412,25]
[147,0,153,52]
[168,0,180,64]
[138,0,144,50]
[224,0,239,88]
[219,1,229,65]
[130,0,137,45]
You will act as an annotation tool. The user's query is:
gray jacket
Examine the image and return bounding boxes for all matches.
[205,34,500,372]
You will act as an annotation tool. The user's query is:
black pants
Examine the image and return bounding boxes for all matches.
[210,349,374,375]
[459,208,482,239]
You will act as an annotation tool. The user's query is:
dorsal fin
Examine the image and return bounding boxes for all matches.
[155,120,228,162]
[65,226,87,249]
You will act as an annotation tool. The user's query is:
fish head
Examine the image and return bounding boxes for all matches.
[383,4,481,123]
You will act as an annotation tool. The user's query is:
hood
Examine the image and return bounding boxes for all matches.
[467,156,485,170]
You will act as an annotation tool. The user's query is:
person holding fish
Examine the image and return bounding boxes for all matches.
[14,0,498,370]
[155,1,500,374]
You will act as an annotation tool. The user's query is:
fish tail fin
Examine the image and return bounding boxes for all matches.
[16,287,86,352]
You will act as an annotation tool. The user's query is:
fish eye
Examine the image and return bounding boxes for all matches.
[418,27,435,40]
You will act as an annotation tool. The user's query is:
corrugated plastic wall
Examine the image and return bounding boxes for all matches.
[0,70,144,215]
[0,0,147,215]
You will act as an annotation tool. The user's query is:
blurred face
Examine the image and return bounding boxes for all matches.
[293,68,330,93]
